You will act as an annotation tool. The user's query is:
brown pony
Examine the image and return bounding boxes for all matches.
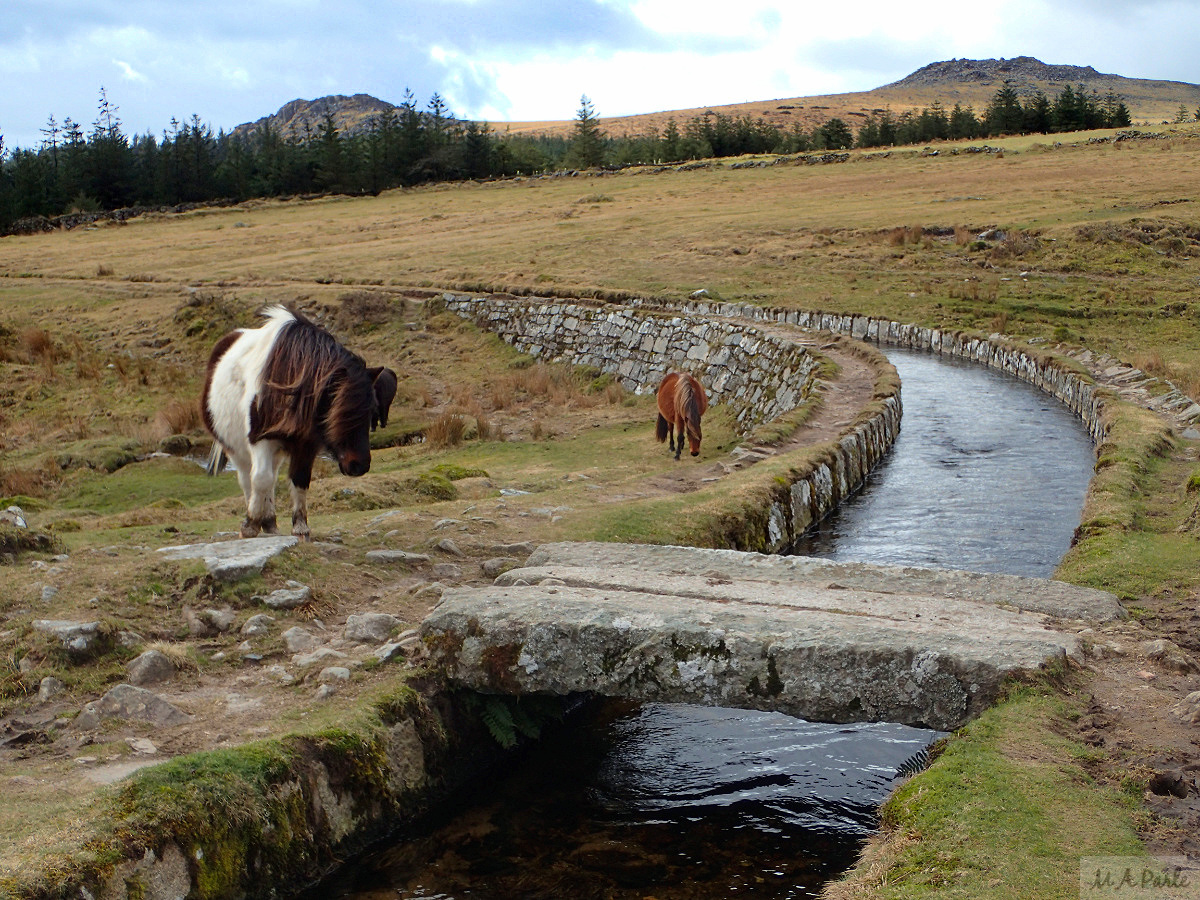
[655,372,708,460]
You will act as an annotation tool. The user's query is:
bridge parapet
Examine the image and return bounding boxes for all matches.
[419,543,1121,731]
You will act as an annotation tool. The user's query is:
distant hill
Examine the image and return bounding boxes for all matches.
[231,93,401,140]
[235,58,1200,141]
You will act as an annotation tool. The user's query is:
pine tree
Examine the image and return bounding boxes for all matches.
[567,95,605,168]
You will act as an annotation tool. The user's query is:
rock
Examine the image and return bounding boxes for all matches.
[413,581,447,600]
[365,550,431,565]
[32,620,102,656]
[126,737,158,755]
[126,650,176,687]
[257,580,312,610]
[435,539,465,557]
[1171,691,1200,725]
[315,684,337,701]
[293,648,348,668]
[38,676,65,702]
[201,608,237,633]
[264,664,295,685]
[118,631,144,649]
[1141,638,1200,674]
[41,585,59,603]
[241,614,276,636]
[489,541,535,557]
[424,541,1096,732]
[76,685,192,729]
[318,666,351,682]
[481,557,518,578]
[182,606,215,638]
[157,536,298,581]
[434,518,462,530]
[431,563,462,580]
[1,506,28,528]
[158,434,191,455]
[282,626,318,653]
[344,613,401,644]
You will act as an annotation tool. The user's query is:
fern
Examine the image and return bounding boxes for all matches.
[478,697,517,749]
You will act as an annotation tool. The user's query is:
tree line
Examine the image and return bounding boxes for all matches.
[0,82,1139,233]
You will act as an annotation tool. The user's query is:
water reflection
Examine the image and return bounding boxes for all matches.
[309,703,935,900]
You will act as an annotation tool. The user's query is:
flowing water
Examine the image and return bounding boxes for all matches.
[312,346,1096,899]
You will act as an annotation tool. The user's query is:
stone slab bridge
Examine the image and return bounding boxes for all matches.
[420,542,1123,732]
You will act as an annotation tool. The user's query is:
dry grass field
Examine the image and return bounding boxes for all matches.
[2,125,1200,899]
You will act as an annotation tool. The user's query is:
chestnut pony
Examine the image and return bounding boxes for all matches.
[655,372,708,460]
[202,306,396,540]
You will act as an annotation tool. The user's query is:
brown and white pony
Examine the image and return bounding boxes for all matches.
[655,372,708,460]
[202,306,396,540]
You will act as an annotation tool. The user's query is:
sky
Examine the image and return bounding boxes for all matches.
[3,0,1199,151]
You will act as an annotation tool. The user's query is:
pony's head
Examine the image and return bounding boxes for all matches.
[322,365,398,477]
[685,415,702,456]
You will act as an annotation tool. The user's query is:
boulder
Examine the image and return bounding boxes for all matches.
[126,650,176,686]
[75,685,191,729]
[344,613,401,644]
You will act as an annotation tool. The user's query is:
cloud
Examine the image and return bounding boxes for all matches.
[114,59,148,83]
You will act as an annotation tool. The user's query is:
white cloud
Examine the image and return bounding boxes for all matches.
[113,59,148,83]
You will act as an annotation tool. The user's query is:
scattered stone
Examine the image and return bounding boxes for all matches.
[1171,691,1200,725]
[126,737,158,755]
[1141,638,1200,674]
[183,606,215,638]
[40,585,59,603]
[315,684,337,701]
[293,648,348,668]
[313,541,349,558]
[344,613,401,644]
[435,539,465,557]
[365,550,431,565]
[489,541,535,556]
[413,582,447,601]
[117,631,144,649]
[481,557,518,578]
[257,580,312,610]
[264,664,295,685]
[126,650,176,687]
[2,506,28,528]
[75,685,192,729]
[201,608,237,633]
[32,620,102,656]
[318,666,351,683]
[38,676,64,702]
[241,614,276,636]
[282,626,318,653]
[434,518,462,530]
[431,563,462,580]
[157,535,298,581]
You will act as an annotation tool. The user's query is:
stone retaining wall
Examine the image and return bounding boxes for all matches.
[443,293,821,433]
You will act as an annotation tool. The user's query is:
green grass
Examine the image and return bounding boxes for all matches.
[844,684,1146,900]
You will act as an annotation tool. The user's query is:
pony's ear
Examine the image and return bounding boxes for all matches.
[369,366,398,430]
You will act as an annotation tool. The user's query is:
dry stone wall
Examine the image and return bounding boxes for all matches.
[443,293,821,433]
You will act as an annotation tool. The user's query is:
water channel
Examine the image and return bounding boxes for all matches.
[310,346,1097,899]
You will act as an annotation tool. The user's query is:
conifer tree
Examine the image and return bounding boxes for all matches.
[567,95,605,168]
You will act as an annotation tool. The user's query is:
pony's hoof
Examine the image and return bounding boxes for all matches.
[240,519,261,538]
[292,529,312,542]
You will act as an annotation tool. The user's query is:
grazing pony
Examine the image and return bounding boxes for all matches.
[655,372,708,460]
[202,306,396,540]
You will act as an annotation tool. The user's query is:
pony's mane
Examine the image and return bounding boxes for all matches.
[675,374,707,444]
[252,309,372,445]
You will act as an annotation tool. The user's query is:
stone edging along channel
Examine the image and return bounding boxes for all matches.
[443,291,1118,553]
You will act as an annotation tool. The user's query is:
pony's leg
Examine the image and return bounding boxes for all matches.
[667,417,677,454]
[287,446,317,541]
[243,442,283,537]
[674,420,683,461]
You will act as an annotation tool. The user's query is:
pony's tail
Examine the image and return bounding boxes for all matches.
[655,413,670,443]
[205,443,228,477]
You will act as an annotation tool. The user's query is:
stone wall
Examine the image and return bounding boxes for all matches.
[443,293,821,433]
